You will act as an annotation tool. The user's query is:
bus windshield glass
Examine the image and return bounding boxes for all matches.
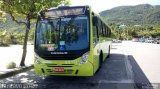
[35,15,89,52]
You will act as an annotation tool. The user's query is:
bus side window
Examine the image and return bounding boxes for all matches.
[101,22,104,36]
[106,26,110,37]
[107,27,111,37]
[109,29,111,37]
[103,25,106,37]
[105,26,108,37]
[93,16,99,45]
[93,24,98,43]
[98,20,103,38]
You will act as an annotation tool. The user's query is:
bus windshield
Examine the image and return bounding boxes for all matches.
[35,15,89,52]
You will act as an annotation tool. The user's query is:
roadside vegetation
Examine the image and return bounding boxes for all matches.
[0,28,34,46]
[109,23,160,40]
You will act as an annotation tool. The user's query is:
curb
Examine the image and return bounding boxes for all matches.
[0,64,34,79]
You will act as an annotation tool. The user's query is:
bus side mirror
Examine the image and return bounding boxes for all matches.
[93,16,98,26]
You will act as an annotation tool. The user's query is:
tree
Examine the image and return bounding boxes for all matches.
[0,0,70,66]
[0,1,6,22]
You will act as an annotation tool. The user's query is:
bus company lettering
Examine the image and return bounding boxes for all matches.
[51,52,68,54]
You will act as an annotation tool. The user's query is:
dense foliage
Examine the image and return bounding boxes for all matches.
[0,28,34,46]
[0,13,35,46]
[100,4,160,39]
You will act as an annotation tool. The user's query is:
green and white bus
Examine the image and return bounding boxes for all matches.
[34,6,112,76]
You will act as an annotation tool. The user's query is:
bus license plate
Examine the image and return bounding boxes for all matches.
[54,68,64,72]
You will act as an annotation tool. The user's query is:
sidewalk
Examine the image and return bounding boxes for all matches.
[0,44,34,79]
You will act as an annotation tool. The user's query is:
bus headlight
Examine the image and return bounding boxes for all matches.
[35,56,41,64]
[80,52,89,64]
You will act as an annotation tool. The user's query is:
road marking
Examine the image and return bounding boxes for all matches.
[99,80,134,83]
[98,80,135,89]
[121,42,134,81]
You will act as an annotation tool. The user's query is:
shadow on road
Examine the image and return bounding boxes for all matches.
[35,53,133,89]
[0,53,157,89]
[128,55,155,89]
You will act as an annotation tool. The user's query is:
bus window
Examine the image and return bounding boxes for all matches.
[101,22,104,36]
[106,27,109,37]
[36,16,89,51]
[103,25,106,36]
[92,16,99,44]
[98,20,103,37]
[93,25,98,43]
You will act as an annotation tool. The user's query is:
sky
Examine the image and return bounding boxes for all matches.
[71,0,160,13]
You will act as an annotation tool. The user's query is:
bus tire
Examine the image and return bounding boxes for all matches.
[107,46,110,58]
[95,52,103,74]
[99,52,103,69]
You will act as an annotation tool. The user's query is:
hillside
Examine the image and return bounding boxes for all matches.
[0,14,35,45]
[0,14,35,32]
[100,4,160,26]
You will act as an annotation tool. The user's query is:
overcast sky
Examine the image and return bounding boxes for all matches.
[71,0,160,13]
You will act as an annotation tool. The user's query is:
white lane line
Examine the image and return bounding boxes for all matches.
[122,48,134,83]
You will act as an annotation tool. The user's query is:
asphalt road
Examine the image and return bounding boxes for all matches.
[123,41,160,89]
[0,41,160,89]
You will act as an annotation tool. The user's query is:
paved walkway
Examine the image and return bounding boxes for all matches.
[0,44,34,74]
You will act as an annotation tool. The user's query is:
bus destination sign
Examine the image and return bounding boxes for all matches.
[45,7,85,17]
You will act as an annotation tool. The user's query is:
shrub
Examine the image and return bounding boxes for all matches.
[6,61,16,69]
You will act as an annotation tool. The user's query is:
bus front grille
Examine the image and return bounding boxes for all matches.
[47,66,73,67]
[45,63,74,67]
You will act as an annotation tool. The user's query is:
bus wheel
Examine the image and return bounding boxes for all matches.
[99,52,103,69]
[96,52,103,73]
[107,46,110,58]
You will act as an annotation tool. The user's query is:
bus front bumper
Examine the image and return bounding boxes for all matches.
[34,61,94,76]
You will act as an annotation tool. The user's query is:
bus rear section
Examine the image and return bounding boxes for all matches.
[34,6,95,76]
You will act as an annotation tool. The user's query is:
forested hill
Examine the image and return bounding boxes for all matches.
[100,4,160,26]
